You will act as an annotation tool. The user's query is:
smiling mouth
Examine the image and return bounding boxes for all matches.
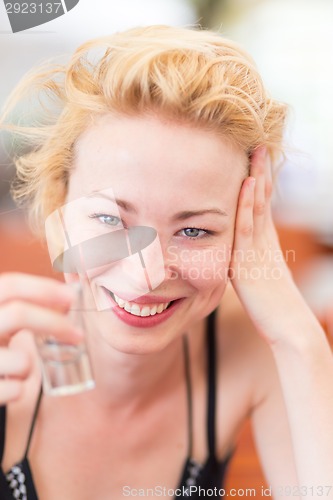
[106,289,176,317]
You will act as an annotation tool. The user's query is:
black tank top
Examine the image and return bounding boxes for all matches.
[0,310,232,499]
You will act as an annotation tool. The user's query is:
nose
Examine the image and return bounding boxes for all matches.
[96,226,166,301]
[130,227,167,294]
[110,231,185,297]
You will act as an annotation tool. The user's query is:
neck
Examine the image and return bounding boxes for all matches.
[83,319,205,410]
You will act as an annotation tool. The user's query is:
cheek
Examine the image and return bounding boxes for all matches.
[168,245,233,290]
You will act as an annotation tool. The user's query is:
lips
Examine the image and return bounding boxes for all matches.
[102,287,183,328]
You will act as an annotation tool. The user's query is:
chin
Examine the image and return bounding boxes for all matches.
[87,311,181,355]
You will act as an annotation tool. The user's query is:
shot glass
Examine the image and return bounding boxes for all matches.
[36,283,95,396]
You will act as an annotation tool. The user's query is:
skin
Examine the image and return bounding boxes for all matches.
[0,114,333,499]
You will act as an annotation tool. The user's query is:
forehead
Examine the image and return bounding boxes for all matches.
[70,114,247,202]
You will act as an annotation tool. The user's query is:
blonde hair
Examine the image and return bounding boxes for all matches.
[1,25,287,233]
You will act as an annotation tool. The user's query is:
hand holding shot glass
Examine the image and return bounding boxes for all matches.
[36,283,95,396]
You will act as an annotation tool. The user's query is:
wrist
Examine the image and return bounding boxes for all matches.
[251,282,326,348]
[269,305,329,356]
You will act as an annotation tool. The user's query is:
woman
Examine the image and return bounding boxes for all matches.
[0,25,332,499]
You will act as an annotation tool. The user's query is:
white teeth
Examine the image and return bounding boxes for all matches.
[124,302,132,313]
[130,304,141,316]
[150,305,157,316]
[140,307,151,317]
[112,293,171,317]
[156,303,164,314]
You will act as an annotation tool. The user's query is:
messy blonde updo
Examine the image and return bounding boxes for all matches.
[1,25,287,234]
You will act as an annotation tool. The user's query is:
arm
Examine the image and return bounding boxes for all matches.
[270,302,333,492]
[250,339,300,498]
[250,329,333,499]
[230,149,333,497]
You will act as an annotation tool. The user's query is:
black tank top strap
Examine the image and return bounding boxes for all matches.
[206,308,217,458]
[0,385,43,466]
[183,308,218,462]
[182,334,193,458]
[0,405,6,464]
[24,384,43,459]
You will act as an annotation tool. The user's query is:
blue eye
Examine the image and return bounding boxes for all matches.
[89,213,122,226]
[181,228,207,238]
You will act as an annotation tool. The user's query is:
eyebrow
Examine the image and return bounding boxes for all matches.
[88,192,136,212]
[88,192,228,219]
[171,209,228,220]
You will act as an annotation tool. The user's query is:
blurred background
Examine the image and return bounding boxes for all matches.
[1,0,333,494]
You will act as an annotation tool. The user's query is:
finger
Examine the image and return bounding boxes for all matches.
[233,176,256,251]
[250,147,268,238]
[0,379,23,404]
[264,152,273,200]
[261,155,280,243]
[0,348,31,378]
[0,301,84,345]
[0,273,76,311]
[263,151,274,229]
